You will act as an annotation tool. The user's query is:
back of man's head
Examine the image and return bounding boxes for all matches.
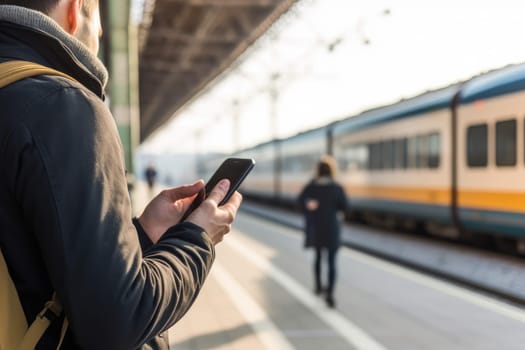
[0,0,60,13]
[0,0,97,16]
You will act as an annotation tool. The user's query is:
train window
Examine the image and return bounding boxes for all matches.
[396,138,408,169]
[338,143,354,171]
[303,154,318,172]
[382,140,395,169]
[341,145,362,170]
[256,160,267,173]
[428,132,440,168]
[369,142,382,170]
[295,155,308,172]
[352,144,368,170]
[310,153,322,170]
[282,156,293,172]
[339,144,354,170]
[366,144,372,170]
[407,137,418,168]
[467,124,488,167]
[337,146,349,171]
[367,143,374,170]
[348,145,358,170]
[262,160,274,173]
[416,135,429,168]
[496,119,516,167]
[378,142,385,169]
[391,139,397,169]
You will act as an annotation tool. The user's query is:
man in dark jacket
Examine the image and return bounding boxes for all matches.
[298,156,348,308]
[0,1,242,349]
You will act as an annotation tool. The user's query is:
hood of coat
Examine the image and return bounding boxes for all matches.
[0,5,108,96]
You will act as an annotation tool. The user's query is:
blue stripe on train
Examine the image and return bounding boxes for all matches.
[351,198,451,222]
[458,208,525,238]
[352,198,525,238]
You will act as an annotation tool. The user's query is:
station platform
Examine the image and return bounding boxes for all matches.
[132,182,525,350]
[241,202,525,305]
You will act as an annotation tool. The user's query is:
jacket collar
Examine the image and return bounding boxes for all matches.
[314,176,333,185]
[0,5,108,92]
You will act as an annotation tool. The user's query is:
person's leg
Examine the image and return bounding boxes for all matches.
[314,247,322,295]
[325,247,338,307]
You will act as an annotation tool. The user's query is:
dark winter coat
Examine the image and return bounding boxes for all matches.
[298,177,348,249]
[0,6,214,350]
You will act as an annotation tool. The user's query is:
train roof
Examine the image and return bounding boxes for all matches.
[332,84,460,135]
[233,61,525,151]
[280,124,328,145]
[237,123,330,152]
[234,138,278,153]
[460,62,525,103]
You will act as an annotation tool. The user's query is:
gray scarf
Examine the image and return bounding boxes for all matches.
[0,5,108,88]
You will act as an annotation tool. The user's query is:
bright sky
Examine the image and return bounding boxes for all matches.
[137,0,525,156]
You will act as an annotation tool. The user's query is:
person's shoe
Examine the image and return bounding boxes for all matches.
[325,295,335,308]
[314,286,323,296]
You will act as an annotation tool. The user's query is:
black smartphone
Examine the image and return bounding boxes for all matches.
[179,158,255,222]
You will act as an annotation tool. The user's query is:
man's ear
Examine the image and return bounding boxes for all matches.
[65,0,83,34]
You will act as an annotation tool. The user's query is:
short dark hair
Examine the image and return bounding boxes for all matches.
[0,0,98,16]
[0,0,59,13]
[317,155,337,178]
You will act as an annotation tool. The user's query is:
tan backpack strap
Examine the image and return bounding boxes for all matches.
[0,248,28,350]
[1,61,73,349]
[16,293,63,350]
[56,318,69,350]
[0,60,77,88]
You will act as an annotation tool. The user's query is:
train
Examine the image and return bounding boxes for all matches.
[200,62,525,254]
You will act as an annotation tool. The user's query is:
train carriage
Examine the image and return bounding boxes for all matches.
[231,140,279,201]
[332,85,459,227]
[196,152,227,180]
[456,63,525,240]
[278,126,330,205]
[217,61,525,254]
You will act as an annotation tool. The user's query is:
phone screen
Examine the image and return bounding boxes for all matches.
[179,158,255,222]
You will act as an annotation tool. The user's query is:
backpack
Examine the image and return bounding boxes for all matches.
[0,60,76,350]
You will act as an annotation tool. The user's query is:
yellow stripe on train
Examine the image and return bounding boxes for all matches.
[345,186,525,213]
[458,191,525,213]
[345,186,451,205]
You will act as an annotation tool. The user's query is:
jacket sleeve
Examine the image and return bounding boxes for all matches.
[8,82,214,349]
[297,183,310,213]
[337,184,349,212]
[133,217,154,252]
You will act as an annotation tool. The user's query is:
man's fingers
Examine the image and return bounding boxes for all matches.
[225,191,243,211]
[215,191,242,220]
[205,179,230,205]
[162,180,204,202]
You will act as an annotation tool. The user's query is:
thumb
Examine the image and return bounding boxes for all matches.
[206,179,230,206]
[162,180,204,202]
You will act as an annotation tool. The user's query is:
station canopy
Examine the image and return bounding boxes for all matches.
[138,0,297,141]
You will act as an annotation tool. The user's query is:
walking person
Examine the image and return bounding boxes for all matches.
[298,155,348,308]
[145,161,158,195]
[0,1,242,349]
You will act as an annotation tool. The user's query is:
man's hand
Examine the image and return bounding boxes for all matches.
[138,180,205,244]
[186,179,243,245]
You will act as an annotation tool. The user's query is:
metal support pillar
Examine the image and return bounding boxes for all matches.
[107,0,140,176]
